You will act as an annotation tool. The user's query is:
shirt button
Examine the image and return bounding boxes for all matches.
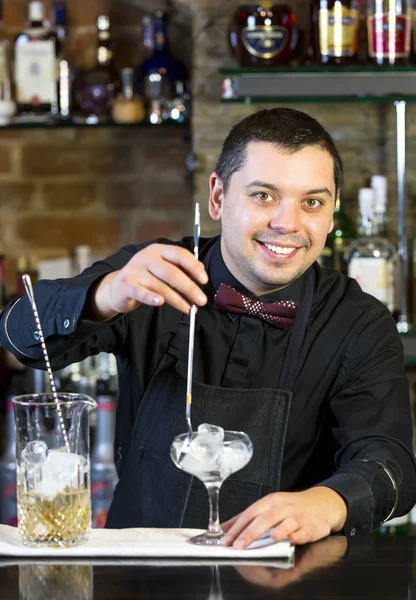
[63,319,70,329]
[33,331,40,341]
[350,528,356,536]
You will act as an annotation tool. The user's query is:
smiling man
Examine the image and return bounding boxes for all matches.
[1,108,415,546]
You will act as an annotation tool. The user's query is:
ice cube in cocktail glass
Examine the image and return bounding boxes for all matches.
[170,424,253,545]
[13,393,96,547]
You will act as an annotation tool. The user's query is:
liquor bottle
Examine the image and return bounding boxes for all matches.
[72,245,92,276]
[229,2,298,67]
[74,15,120,121]
[373,514,410,535]
[346,187,398,312]
[311,0,361,65]
[91,353,118,528]
[51,1,67,44]
[318,197,356,272]
[112,68,145,124]
[14,1,59,115]
[367,0,411,65]
[0,375,26,526]
[137,10,187,122]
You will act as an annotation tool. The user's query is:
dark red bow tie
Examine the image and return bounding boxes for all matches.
[214,284,298,331]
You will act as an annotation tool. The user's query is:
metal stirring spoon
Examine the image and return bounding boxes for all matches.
[178,203,200,463]
[22,274,71,453]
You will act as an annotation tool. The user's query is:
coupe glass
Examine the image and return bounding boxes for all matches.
[170,429,253,545]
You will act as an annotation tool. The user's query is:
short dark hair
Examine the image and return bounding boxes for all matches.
[215,108,343,197]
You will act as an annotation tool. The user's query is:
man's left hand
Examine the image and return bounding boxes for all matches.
[221,487,347,549]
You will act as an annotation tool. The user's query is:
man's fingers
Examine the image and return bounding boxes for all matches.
[287,527,310,545]
[156,244,208,285]
[269,516,300,542]
[220,514,241,533]
[131,273,193,315]
[148,259,207,307]
[224,506,290,550]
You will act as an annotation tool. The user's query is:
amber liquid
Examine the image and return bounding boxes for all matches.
[17,486,91,547]
[311,0,361,65]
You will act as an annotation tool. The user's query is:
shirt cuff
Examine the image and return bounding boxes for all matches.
[315,472,375,536]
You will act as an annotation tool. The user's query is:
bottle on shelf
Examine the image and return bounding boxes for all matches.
[74,15,121,122]
[91,353,118,528]
[0,2,16,127]
[112,67,145,124]
[72,244,92,276]
[311,0,361,65]
[0,374,27,527]
[14,1,59,116]
[0,252,6,310]
[318,196,357,272]
[137,10,188,124]
[345,187,398,313]
[229,2,298,67]
[367,0,411,65]
[51,0,67,44]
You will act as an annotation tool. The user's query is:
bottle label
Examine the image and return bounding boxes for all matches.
[15,40,57,105]
[367,14,411,58]
[348,257,389,305]
[319,6,359,57]
[241,26,289,59]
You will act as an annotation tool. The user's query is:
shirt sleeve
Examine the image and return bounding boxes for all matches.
[314,304,416,536]
[0,245,140,371]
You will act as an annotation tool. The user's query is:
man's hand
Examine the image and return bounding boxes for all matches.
[222,487,347,548]
[86,244,209,321]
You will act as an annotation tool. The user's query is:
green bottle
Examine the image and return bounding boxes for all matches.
[319,196,357,273]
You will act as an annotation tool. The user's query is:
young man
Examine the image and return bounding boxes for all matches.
[1,108,415,548]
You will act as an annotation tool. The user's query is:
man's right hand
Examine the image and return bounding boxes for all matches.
[87,244,209,322]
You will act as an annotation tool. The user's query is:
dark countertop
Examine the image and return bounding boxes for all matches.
[0,536,414,599]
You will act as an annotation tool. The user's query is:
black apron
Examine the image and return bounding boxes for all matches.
[106,244,314,529]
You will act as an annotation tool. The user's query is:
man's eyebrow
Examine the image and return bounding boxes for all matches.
[244,180,280,192]
[244,181,333,198]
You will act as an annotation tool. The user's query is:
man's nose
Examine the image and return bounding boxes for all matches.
[268,201,302,233]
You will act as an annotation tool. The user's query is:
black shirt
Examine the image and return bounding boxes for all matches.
[1,236,415,535]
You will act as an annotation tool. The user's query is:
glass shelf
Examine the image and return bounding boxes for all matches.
[219,65,416,103]
[0,119,188,131]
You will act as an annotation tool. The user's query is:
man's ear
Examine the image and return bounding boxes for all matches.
[208,173,224,222]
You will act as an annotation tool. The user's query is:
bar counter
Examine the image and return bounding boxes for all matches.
[0,535,414,599]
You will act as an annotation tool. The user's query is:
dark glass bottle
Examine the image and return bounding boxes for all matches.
[14,1,59,115]
[74,15,121,121]
[230,2,297,67]
[311,0,361,65]
[137,9,187,121]
[318,197,357,272]
[367,0,411,65]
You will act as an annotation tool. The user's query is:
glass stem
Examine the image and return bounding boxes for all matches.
[206,483,223,535]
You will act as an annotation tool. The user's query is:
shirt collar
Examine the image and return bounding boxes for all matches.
[207,237,305,304]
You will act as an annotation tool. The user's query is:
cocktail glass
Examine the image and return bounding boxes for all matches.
[13,393,97,548]
[171,428,253,545]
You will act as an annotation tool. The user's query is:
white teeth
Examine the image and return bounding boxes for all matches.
[264,243,296,255]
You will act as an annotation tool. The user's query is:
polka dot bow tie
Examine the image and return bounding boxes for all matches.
[214,284,298,331]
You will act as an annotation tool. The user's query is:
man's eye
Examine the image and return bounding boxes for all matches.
[305,198,322,208]
[256,192,273,202]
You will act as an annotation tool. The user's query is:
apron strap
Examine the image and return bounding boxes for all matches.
[278,268,314,392]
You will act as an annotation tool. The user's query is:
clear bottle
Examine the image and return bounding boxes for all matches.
[14,1,59,115]
[74,15,121,121]
[91,353,118,528]
[367,0,411,65]
[72,244,92,276]
[346,187,398,312]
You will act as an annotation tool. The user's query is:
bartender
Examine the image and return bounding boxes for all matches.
[1,108,415,549]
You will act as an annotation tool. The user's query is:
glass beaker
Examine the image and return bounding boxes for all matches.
[13,393,97,548]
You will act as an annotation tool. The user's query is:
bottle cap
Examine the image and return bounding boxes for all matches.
[28,1,45,22]
[358,188,374,218]
[371,175,387,212]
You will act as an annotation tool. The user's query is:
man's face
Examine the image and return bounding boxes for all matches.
[209,142,336,296]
